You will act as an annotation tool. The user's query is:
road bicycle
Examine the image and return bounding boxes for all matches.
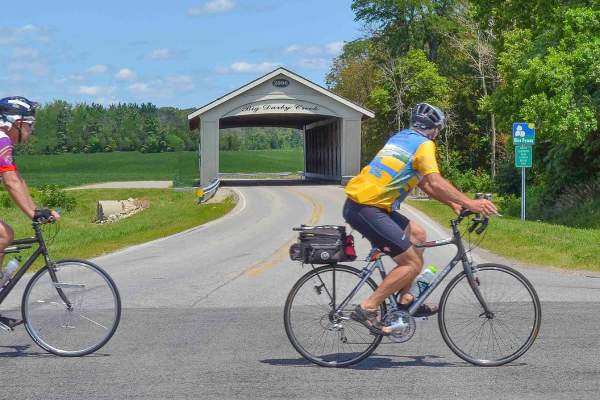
[284,198,541,367]
[0,217,121,356]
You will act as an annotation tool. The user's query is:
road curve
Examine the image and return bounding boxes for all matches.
[1,185,599,400]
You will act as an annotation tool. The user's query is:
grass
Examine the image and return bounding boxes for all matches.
[407,198,600,272]
[17,150,304,187]
[220,149,303,173]
[4,189,236,270]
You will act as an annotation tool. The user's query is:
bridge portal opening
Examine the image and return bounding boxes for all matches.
[218,125,305,180]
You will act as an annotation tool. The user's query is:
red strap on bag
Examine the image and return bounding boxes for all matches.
[344,234,357,260]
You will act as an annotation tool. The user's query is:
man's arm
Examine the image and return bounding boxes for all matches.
[2,170,37,219]
[419,172,497,216]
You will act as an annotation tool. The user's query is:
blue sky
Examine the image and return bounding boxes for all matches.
[1,0,364,109]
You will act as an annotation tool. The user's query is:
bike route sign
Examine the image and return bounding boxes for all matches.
[515,145,533,168]
[512,122,536,145]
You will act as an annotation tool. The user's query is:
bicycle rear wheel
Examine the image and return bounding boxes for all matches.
[22,259,121,356]
[438,264,541,366]
[284,264,384,367]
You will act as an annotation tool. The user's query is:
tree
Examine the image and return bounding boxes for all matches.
[374,48,451,130]
[491,7,600,194]
[445,11,500,178]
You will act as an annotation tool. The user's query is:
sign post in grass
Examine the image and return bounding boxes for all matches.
[512,123,535,221]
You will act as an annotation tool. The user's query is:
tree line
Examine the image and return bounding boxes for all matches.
[22,101,303,154]
[328,0,599,224]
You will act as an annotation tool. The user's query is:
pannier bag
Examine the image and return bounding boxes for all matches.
[289,225,357,264]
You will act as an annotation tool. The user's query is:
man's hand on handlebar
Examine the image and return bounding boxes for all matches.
[33,208,61,223]
[465,198,498,217]
[449,202,463,216]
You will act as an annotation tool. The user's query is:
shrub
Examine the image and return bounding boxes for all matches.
[32,185,77,211]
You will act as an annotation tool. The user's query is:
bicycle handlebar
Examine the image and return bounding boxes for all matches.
[455,193,495,235]
[32,208,60,225]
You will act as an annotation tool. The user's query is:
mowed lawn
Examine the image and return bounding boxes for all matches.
[4,189,236,269]
[17,150,304,187]
[407,199,600,272]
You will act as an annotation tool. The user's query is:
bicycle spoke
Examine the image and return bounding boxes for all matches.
[284,265,382,367]
[440,265,540,366]
[23,261,120,356]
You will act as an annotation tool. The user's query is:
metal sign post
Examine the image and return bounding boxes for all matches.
[513,123,535,221]
[521,167,526,220]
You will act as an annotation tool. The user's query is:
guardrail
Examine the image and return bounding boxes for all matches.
[218,172,304,179]
[196,179,220,204]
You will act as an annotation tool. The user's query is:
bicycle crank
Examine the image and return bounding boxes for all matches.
[383,310,416,343]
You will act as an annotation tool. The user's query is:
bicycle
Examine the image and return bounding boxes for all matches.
[284,197,541,367]
[0,216,121,356]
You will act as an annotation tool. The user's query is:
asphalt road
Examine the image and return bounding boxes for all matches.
[1,185,599,400]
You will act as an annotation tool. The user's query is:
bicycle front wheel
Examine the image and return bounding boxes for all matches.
[439,264,541,366]
[22,259,121,356]
[284,264,384,367]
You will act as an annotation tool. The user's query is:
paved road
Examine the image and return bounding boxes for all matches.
[66,181,173,190]
[1,186,599,399]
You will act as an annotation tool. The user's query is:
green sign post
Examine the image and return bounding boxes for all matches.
[512,123,535,220]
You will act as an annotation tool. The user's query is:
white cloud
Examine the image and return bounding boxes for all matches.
[284,41,345,57]
[56,74,85,84]
[217,61,281,74]
[0,25,50,45]
[146,48,176,60]
[77,85,115,96]
[128,75,194,98]
[16,24,38,34]
[325,41,345,55]
[8,47,48,76]
[87,64,108,74]
[188,0,236,16]
[285,45,322,56]
[94,96,119,106]
[296,58,329,70]
[78,86,100,95]
[115,68,136,80]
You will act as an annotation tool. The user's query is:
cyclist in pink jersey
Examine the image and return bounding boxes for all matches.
[0,97,60,271]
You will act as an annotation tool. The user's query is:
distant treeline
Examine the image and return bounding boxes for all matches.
[219,127,303,151]
[21,101,303,154]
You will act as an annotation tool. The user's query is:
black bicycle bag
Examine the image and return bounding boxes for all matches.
[289,225,354,264]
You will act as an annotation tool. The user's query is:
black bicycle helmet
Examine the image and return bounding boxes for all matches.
[0,96,38,127]
[410,103,446,131]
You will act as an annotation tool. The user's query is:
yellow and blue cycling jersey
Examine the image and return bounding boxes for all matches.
[345,129,439,212]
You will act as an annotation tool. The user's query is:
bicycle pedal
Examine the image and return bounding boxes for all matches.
[0,316,22,330]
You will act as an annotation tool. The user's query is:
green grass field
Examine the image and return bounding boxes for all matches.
[407,199,600,272]
[17,150,304,187]
[5,189,235,269]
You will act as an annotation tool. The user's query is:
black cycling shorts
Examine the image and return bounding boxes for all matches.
[343,198,412,257]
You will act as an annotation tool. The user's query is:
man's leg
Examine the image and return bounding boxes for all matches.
[361,245,423,311]
[0,221,14,268]
[399,221,427,304]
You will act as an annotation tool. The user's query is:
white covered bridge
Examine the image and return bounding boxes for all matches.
[188,68,374,186]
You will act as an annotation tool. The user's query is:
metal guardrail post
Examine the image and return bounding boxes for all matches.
[196,179,221,204]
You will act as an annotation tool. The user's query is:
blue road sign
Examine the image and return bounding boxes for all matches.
[512,122,536,145]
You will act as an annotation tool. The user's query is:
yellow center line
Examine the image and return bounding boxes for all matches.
[245,188,322,278]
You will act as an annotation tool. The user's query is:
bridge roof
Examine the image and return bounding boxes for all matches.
[187,67,374,129]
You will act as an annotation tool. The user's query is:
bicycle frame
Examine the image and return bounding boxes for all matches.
[0,222,65,308]
[333,217,493,318]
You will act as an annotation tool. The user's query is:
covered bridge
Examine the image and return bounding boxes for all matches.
[188,67,374,186]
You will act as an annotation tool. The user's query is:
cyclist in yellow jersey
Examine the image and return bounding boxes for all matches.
[344,103,497,335]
